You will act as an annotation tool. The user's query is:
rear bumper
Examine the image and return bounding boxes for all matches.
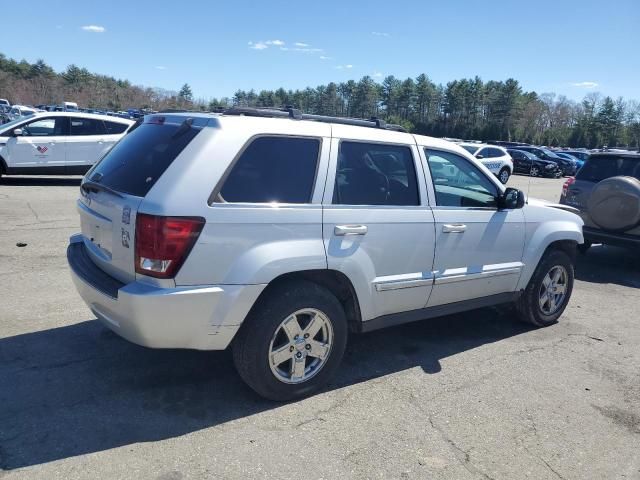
[583,227,640,249]
[67,236,265,350]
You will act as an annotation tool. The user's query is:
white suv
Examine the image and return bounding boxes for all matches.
[0,112,133,178]
[458,142,513,184]
[68,109,583,400]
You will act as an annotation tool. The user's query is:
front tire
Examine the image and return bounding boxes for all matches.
[233,280,348,401]
[529,165,540,177]
[516,249,575,327]
[498,167,510,184]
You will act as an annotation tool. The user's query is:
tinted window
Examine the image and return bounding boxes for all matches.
[488,147,505,158]
[425,149,498,208]
[104,121,129,134]
[88,121,202,197]
[508,150,523,160]
[70,117,105,135]
[219,136,320,203]
[334,142,419,206]
[22,117,65,136]
[576,156,640,182]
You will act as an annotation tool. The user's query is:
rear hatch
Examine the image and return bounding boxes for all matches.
[77,115,206,283]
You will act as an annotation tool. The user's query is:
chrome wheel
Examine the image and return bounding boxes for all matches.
[530,166,539,177]
[268,308,333,384]
[538,265,568,315]
[499,169,510,184]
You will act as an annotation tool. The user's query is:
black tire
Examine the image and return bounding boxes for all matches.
[498,167,510,184]
[516,249,575,327]
[232,280,348,401]
[577,242,592,255]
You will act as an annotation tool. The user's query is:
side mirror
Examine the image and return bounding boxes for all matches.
[499,187,525,209]
[476,154,484,159]
[12,128,23,136]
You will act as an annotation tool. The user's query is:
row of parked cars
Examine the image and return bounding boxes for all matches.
[453,140,591,184]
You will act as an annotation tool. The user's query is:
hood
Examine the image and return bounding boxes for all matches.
[527,196,580,214]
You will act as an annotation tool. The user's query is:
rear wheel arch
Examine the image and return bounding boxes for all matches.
[245,269,363,333]
[0,155,7,174]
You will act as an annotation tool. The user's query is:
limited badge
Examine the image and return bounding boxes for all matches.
[121,228,130,248]
[122,206,131,225]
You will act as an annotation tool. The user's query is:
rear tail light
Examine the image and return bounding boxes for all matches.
[561,177,575,197]
[135,214,205,278]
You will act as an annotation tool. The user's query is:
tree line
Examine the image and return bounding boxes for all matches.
[1,53,638,148]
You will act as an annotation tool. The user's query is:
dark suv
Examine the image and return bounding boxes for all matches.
[560,152,640,252]
[517,146,577,176]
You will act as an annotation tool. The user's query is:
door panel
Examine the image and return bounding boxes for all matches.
[6,117,66,169]
[323,138,436,321]
[422,148,525,306]
[66,117,107,169]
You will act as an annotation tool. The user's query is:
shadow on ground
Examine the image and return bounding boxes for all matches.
[0,308,532,470]
[0,176,82,187]
[575,244,640,288]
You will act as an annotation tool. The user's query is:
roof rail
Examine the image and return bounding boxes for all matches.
[221,106,407,132]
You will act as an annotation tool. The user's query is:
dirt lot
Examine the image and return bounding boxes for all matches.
[0,174,639,480]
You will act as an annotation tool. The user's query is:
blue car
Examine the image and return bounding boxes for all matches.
[556,152,584,170]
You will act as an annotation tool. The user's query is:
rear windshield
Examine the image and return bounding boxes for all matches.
[576,155,640,182]
[87,119,203,197]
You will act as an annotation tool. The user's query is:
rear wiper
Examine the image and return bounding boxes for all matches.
[171,118,194,139]
[81,180,123,198]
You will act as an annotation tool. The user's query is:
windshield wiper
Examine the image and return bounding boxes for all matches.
[81,180,123,198]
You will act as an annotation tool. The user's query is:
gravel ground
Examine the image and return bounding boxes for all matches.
[0,174,638,480]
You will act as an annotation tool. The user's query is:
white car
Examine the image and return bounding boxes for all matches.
[457,142,513,184]
[0,112,134,177]
[8,105,37,121]
[68,109,583,401]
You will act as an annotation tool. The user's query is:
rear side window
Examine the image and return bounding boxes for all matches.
[104,121,129,134]
[577,156,640,182]
[334,142,419,206]
[70,117,105,135]
[88,120,202,197]
[488,147,505,158]
[218,136,320,203]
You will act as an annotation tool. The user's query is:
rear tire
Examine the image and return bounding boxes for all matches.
[529,166,540,177]
[516,249,575,327]
[498,167,510,184]
[232,280,348,401]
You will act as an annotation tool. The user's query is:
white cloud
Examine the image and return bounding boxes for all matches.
[345,64,353,69]
[155,66,167,70]
[335,64,354,70]
[81,25,106,33]
[294,42,309,47]
[266,39,285,46]
[371,31,390,37]
[372,71,383,78]
[281,46,322,53]
[319,55,333,60]
[248,41,268,50]
[571,81,599,88]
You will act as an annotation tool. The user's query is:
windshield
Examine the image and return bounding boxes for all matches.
[540,148,563,160]
[461,145,479,155]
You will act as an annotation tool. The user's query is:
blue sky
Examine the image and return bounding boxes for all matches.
[3,0,639,101]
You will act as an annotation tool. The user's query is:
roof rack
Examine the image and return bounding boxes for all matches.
[221,106,407,132]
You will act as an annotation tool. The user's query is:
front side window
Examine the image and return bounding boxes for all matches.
[218,136,320,203]
[104,121,129,134]
[69,117,105,136]
[333,141,419,206]
[488,147,505,158]
[425,149,498,208]
[22,117,65,137]
[460,145,479,155]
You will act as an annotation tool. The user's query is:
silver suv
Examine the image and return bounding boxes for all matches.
[68,109,584,400]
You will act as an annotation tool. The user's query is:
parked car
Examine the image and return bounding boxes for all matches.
[67,109,584,401]
[558,149,590,162]
[560,151,640,252]
[8,105,37,121]
[516,146,577,176]
[555,152,584,170]
[0,98,10,108]
[0,112,133,177]
[457,142,513,184]
[0,105,12,124]
[507,148,562,177]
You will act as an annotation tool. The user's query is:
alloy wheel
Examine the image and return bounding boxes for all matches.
[538,265,568,315]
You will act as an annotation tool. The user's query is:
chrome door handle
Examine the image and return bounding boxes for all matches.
[442,223,466,233]
[334,225,368,236]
